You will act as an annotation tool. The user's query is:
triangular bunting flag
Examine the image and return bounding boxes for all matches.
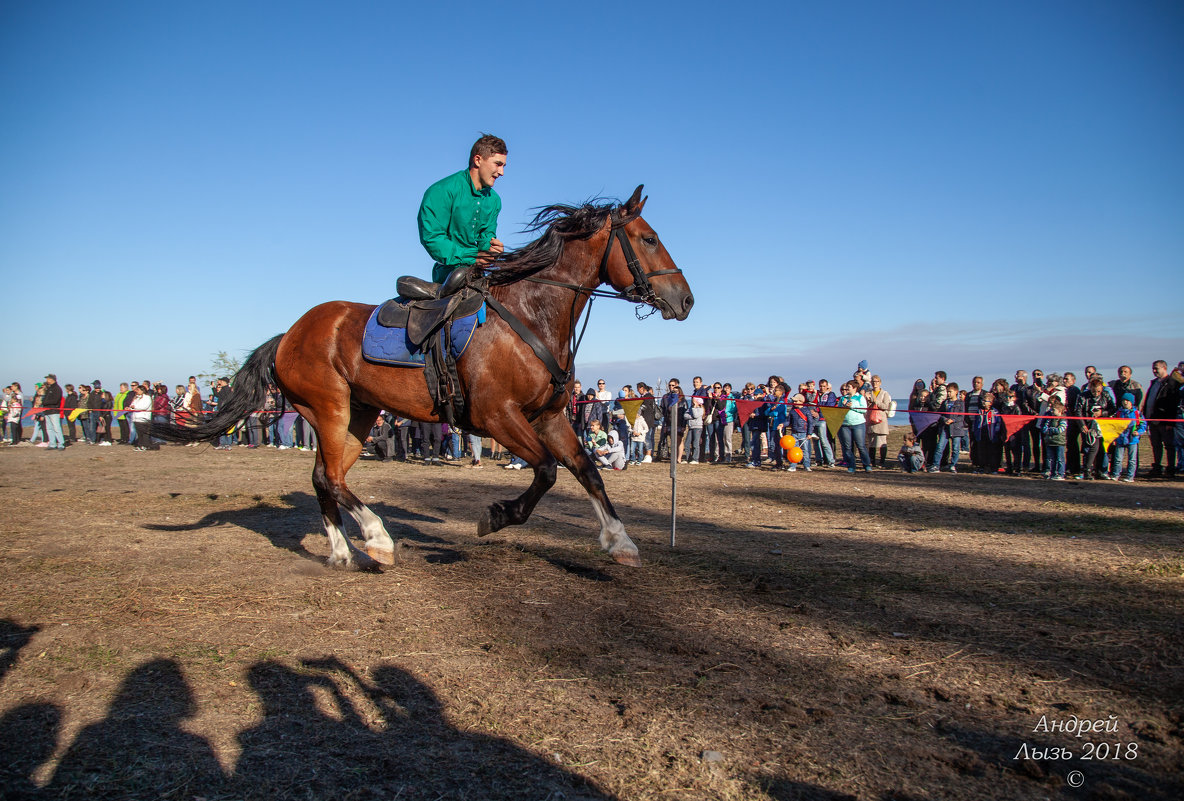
[734,400,764,425]
[819,406,847,441]
[1001,414,1035,441]
[1095,418,1133,451]
[618,399,643,427]
[910,411,941,436]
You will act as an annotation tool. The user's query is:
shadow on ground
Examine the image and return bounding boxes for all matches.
[0,644,617,800]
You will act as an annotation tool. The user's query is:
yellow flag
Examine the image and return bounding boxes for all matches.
[618,399,644,427]
[819,406,847,441]
[1095,418,1133,451]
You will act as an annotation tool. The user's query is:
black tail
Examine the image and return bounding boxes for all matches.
[153,334,284,444]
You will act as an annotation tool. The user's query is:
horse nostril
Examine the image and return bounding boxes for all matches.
[683,294,695,312]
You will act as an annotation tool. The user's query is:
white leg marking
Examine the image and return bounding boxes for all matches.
[588,495,636,558]
[346,503,394,553]
[323,514,355,567]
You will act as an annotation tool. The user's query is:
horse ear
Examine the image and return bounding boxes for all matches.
[623,185,647,215]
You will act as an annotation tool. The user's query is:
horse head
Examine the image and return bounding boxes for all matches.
[600,186,694,321]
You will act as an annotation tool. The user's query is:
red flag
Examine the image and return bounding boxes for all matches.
[1001,414,1035,441]
[734,400,764,424]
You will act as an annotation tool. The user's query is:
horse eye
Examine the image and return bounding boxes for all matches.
[642,236,657,246]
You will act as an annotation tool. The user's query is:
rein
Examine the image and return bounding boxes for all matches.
[483,207,681,422]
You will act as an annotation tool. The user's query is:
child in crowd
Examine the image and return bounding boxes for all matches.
[613,389,632,447]
[1040,399,1068,480]
[590,428,627,470]
[970,392,1001,473]
[763,385,787,469]
[1108,393,1146,482]
[931,382,965,473]
[998,388,1024,475]
[898,432,925,473]
[584,418,607,456]
[629,412,648,465]
[786,393,813,472]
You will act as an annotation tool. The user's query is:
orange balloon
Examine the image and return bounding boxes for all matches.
[779,434,796,451]
[787,446,804,464]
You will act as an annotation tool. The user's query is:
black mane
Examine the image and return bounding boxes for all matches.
[486,199,636,286]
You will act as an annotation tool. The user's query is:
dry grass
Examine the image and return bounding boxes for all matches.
[1,439,1183,800]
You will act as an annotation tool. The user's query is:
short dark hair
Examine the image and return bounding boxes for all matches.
[470,134,507,166]
[934,371,947,380]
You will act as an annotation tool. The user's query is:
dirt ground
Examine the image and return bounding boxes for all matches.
[1,435,1182,801]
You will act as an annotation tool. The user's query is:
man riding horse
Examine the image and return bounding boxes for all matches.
[154,140,694,571]
[417,134,508,285]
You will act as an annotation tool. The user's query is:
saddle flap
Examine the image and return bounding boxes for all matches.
[376,298,411,328]
[405,290,485,346]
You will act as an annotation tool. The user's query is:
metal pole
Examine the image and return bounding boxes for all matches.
[670,390,678,548]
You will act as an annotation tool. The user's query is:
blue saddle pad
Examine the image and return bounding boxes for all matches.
[362,301,484,367]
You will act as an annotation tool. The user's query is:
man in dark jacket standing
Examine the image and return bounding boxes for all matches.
[1109,366,1143,412]
[1143,360,1177,478]
[964,376,988,471]
[1062,372,1083,476]
[41,374,65,450]
[1010,370,1037,471]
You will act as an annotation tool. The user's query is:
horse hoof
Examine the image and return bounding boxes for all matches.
[478,505,505,537]
[611,550,642,568]
[328,553,383,573]
[366,546,396,565]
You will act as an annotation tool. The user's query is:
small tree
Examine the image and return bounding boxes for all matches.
[197,351,243,386]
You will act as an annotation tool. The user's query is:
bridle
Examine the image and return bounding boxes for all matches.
[519,208,683,309]
[482,206,683,421]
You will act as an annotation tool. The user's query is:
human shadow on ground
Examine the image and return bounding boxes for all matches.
[0,620,58,801]
[140,492,461,565]
[3,655,618,800]
[42,659,227,799]
[234,656,617,799]
[0,620,39,684]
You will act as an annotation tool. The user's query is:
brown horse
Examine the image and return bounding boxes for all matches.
[159,186,693,570]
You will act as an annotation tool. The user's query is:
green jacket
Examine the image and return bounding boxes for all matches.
[417,169,500,283]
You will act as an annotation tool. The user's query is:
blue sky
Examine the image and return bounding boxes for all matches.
[2,0,1181,404]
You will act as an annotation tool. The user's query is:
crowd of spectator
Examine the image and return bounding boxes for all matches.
[5,358,1182,482]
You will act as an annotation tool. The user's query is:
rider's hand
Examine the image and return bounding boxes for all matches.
[474,250,496,267]
[489,238,504,255]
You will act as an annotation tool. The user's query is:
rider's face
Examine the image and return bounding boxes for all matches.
[473,152,506,189]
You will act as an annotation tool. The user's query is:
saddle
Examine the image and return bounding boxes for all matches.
[372,267,487,424]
